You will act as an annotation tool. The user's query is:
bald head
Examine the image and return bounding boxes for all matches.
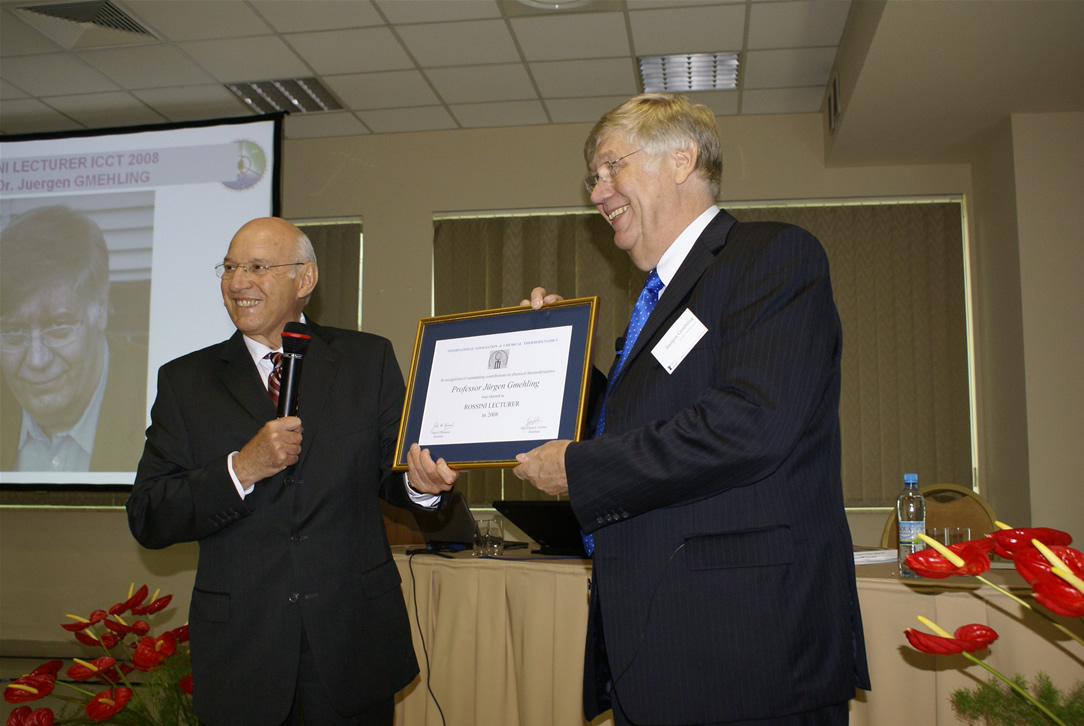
[220,217,318,348]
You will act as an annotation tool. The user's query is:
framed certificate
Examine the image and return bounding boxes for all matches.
[392,297,598,470]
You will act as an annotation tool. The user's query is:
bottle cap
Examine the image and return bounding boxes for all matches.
[904,473,918,485]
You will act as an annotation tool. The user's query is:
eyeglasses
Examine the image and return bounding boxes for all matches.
[0,321,84,352]
[215,261,305,279]
[584,149,642,193]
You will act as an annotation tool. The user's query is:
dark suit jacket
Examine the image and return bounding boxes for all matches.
[1,336,147,472]
[127,322,420,726]
[567,211,871,723]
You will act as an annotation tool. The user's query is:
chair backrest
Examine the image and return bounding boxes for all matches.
[879,483,997,548]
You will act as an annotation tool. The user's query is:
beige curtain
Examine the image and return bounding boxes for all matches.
[298,221,361,331]
[434,202,971,507]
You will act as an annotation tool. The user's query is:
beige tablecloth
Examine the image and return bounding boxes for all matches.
[392,550,1083,726]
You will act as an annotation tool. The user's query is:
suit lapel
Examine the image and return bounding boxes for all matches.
[216,331,275,423]
[610,211,737,390]
[291,321,339,471]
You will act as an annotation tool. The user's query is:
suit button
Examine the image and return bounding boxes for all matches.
[291,535,301,544]
[288,592,299,604]
[284,475,295,486]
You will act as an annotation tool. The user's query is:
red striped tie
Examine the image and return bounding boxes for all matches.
[266,352,283,407]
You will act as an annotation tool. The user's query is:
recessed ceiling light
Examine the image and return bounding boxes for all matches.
[639,52,740,93]
[515,0,595,9]
[225,78,343,115]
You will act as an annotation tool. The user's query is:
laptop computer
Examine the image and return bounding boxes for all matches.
[492,500,588,557]
[411,492,478,552]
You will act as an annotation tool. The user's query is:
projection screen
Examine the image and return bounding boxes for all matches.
[0,115,281,487]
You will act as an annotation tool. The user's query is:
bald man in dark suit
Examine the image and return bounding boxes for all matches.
[128,217,453,726]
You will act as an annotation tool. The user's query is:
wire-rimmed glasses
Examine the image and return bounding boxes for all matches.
[584,149,642,193]
[215,261,305,279]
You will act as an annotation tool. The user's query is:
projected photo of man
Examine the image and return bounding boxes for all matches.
[1,205,148,472]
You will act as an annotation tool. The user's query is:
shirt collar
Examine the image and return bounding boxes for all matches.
[241,313,307,368]
[655,205,720,293]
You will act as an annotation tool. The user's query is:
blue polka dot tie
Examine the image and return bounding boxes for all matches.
[582,269,663,556]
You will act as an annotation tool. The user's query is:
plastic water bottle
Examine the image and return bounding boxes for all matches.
[897,473,925,578]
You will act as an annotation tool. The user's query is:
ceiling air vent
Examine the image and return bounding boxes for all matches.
[226,78,344,115]
[15,1,156,49]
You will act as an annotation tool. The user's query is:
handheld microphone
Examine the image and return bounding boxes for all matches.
[277,322,310,418]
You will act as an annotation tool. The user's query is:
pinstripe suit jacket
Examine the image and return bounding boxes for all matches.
[127,322,420,726]
[567,210,870,724]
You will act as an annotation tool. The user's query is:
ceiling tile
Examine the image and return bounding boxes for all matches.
[357,106,458,134]
[44,91,168,128]
[530,58,639,99]
[124,1,272,41]
[78,46,215,90]
[178,36,310,83]
[426,64,536,104]
[0,9,63,56]
[1,79,29,100]
[630,5,746,56]
[374,0,502,24]
[324,70,439,110]
[252,0,383,33]
[132,85,250,122]
[742,86,826,115]
[743,47,838,89]
[451,100,549,129]
[283,111,369,139]
[545,95,631,124]
[285,27,413,75]
[510,12,629,62]
[747,1,851,50]
[396,20,520,68]
[687,90,740,116]
[626,0,742,8]
[0,54,118,96]
[0,98,82,135]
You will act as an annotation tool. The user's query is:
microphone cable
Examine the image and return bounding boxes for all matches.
[407,550,447,726]
[608,541,686,697]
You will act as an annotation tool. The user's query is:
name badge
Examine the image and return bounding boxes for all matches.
[652,308,708,373]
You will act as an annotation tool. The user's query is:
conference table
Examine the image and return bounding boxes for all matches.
[390,546,1083,726]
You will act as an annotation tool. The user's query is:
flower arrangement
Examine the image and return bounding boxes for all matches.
[4,584,195,726]
[902,523,1084,725]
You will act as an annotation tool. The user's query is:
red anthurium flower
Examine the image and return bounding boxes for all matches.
[1014,545,1084,584]
[1030,570,1084,617]
[904,540,992,578]
[103,618,148,636]
[60,610,107,632]
[3,675,55,704]
[178,674,193,695]
[67,657,117,682]
[132,593,173,616]
[109,585,149,616]
[987,527,1072,559]
[28,662,62,678]
[906,622,999,655]
[170,624,189,643]
[72,631,121,649]
[85,687,132,722]
[6,706,55,726]
[132,631,178,671]
[73,631,100,647]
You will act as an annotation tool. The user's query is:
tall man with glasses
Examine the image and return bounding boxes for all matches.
[511,94,869,724]
[127,217,454,726]
[1,205,147,472]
